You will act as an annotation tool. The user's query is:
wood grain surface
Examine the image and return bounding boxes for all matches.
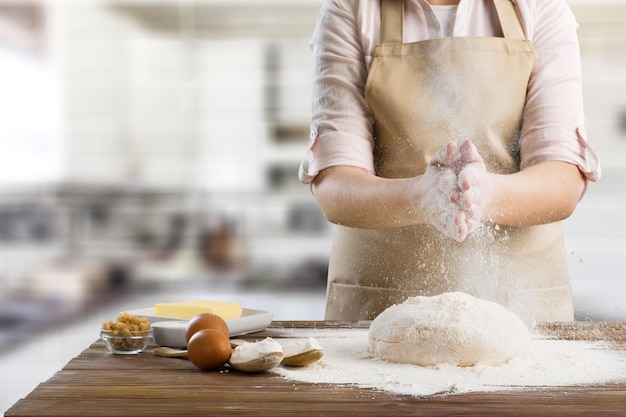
[5,321,626,417]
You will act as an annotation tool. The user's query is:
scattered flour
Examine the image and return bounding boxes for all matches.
[273,328,626,397]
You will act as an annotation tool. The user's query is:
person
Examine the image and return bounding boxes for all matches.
[298,0,601,324]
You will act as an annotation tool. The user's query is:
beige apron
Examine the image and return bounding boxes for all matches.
[325,0,574,324]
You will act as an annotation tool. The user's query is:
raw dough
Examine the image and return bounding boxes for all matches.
[368,292,531,367]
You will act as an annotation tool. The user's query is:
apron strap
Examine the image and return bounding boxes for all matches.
[381,0,526,43]
[493,0,527,40]
[381,0,403,44]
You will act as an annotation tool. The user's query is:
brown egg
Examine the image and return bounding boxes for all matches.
[185,313,230,342]
[187,329,232,370]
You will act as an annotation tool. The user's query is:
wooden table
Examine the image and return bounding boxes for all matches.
[5,321,626,417]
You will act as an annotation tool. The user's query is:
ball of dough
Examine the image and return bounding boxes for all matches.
[368,292,531,367]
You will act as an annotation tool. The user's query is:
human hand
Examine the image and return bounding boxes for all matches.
[456,139,492,232]
[422,139,492,241]
[422,141,469,242]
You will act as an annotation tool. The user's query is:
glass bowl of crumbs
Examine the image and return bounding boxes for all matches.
[101,312,153,355]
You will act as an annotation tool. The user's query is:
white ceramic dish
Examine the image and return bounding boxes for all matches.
[126,307,273,349]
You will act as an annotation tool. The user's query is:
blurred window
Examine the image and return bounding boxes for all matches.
[0,4,63,186]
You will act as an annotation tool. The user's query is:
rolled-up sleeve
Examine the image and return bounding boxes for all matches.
[299,1,376,184]
[519,0,601,182]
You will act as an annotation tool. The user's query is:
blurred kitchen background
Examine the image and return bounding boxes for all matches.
[0,0,625,413]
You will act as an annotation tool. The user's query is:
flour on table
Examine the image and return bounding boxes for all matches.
[273,327,626,397]
[368,292,531,366]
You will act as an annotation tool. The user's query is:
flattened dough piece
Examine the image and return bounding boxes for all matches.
[368,292,531,366]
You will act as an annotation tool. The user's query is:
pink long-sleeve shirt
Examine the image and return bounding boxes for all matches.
[299,0,601,184]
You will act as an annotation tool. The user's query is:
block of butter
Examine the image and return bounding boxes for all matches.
[154,300,243,320]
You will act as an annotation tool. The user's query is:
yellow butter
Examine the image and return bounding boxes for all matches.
[154,300,243,320]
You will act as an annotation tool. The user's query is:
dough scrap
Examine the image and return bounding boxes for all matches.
[368,292,531,367]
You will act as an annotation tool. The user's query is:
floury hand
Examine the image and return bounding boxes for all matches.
[457,139,491,232]
[423,142,469,242]
[425,139,491,241]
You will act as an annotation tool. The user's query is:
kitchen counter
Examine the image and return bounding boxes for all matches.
[5,321,626,417]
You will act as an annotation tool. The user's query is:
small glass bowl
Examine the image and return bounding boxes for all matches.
[100,329,153,355]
